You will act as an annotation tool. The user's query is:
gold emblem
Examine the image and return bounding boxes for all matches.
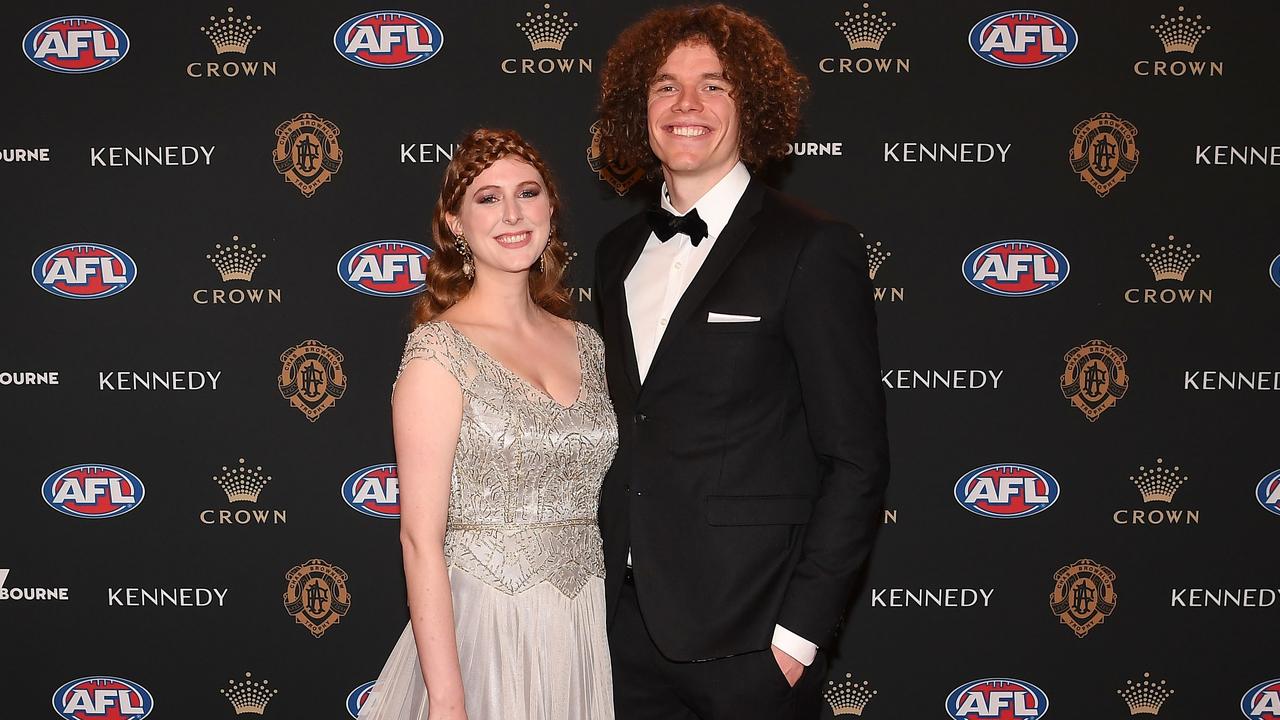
[278,340,346,421]
[282,558,351,637]
[1049,558,1118,638]
[586,120,644,196]
[1069,112,1139,197]
[273,112,342,197]
[1118,672,1174,715]
[1060,339,1129,421]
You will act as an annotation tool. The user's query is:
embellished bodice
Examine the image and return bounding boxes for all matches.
[395,320,618,598]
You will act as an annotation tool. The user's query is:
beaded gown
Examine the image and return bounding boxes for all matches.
[359,320,618,720]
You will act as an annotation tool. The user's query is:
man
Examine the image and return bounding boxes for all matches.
[594,5,890,719]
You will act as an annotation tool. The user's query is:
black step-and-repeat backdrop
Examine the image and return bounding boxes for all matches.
[3,1,1278,718]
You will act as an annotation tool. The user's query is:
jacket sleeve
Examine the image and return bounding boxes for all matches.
[776,220,890,647]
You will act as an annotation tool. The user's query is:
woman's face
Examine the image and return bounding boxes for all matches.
[448,156,552,279]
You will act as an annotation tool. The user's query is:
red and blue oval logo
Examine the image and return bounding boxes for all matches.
[43,464,145,519]
[24,16,129,74]
[342,464,400,519]
[33,243,137,300]
[335,11,444,69]
[1241,678,1280,719]
[338,240,433,297]
[963,240,1068,297]
[947,678,1049,719]
[52,676,153,719]
[1257,470,1280,517]
[969,11,1077,69]
[1269,253,1280,289]
[347,680,376,718]
[956,464,1059,519]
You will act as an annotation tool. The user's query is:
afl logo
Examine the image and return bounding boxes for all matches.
[1242,678,1280,719]
[52,676,153,719]
[43,464,144,519]
[963,240,1068,297]
[956,463,1059,519]
[946,678,1048,719]
[969,11,1077,69]
[24,16,129,74]
[338,241,433,297]
[1257,470,1280,517]
[1270,254,1280,289]
[335,11,444,68]
[346,680,376,718]
[33,244,137,300]
[342,464,400,518]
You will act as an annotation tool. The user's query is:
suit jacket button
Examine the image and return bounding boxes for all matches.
[634,413,647,424]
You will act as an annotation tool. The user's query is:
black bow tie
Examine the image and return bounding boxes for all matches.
[646,207,709,246]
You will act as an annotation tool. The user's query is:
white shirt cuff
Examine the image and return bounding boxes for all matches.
[771,624,817,666]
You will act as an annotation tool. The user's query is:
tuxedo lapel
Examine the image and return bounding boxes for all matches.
[604,216,650,396]
[642,180,766,389]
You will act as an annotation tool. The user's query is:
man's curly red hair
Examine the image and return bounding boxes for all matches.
[597,4,809,177]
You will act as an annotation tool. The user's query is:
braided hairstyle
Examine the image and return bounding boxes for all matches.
[411,128,573,324]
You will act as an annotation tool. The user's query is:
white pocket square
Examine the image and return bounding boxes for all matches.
[707,312,762,323]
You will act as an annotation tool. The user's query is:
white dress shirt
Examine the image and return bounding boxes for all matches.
[623,161,819,666]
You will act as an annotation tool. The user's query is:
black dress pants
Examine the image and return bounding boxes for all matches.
[610,573,828,720]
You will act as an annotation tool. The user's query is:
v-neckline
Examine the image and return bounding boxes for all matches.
[439,319,585,411]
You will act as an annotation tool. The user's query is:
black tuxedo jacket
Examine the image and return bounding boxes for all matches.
[594,178,890,661]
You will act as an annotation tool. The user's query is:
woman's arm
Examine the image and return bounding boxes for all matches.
[392,357,466,717]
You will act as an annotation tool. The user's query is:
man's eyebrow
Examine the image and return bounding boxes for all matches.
[650,72,728,83]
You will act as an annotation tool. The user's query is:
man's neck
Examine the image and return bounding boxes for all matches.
[662,158,739,214]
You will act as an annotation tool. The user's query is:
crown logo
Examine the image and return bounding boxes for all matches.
[517,4,578,51]
[207,237,266,282]
[202,7,262,55]
[1130,458,1186,503]
[220,672,278,715]
[824,674,878,716]
[1151,6,1210,54]
[1141,235,1198,280]
[215,458,272,503]
[1118,672,1174,715]
[1141,236,1199,282]
[835,3,896,51]
[865,237,891,280]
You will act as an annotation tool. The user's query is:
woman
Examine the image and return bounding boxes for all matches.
[360,129,617,720]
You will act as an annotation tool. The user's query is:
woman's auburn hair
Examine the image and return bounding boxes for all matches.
[597,3,810,177]
[411,128,573,324]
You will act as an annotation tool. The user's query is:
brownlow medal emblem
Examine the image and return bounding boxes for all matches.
[1069,112,1139,197]
[1060,339,1129,421]
[1049,558,1117,638]
[273,112,343,197]
[586,120,645,196]
[282,558,351,637]
[278,340,346,421]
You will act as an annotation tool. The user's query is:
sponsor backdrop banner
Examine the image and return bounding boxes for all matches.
[3,1,1278,718]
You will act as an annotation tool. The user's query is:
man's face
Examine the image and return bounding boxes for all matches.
[646,42,741,181]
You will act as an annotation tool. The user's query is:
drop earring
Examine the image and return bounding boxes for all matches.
[455,232,474,280]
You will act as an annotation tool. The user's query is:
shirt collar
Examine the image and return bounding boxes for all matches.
[659,161,751,242]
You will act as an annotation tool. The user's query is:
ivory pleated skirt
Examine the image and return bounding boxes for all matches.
[358,567,614,720]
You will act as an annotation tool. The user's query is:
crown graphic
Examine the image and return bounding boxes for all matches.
[220,672,278,715]
[201,7,262,55]
[865,237,891,280]
[516,4,579,51]
[1151,6,1210,54]
[824,674,878,716]
[207,236,266,282]
[215,458,271,503]
[1141,236,1199,282]
[1130,458,1186,503]
[1118,672,1174,715]
[835,3,896,51]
